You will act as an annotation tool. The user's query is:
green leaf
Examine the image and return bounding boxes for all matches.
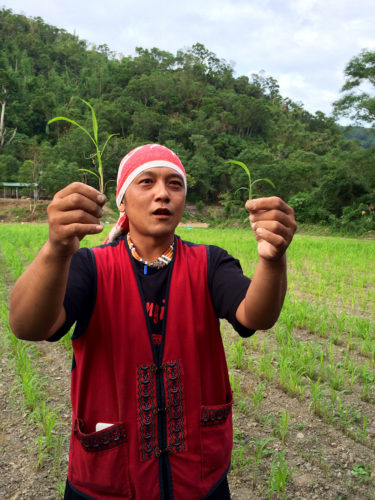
[251,178,276,189]
[226,159,252,199]
[78,168,99,179]
[81,99,98,145]
[226,159,251,179]
[47,116,96,149]
[101,133,119,155]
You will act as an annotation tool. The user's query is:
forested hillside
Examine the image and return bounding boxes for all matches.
[0,8,374,232]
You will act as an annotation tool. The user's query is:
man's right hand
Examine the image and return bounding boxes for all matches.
[47,182,107,257]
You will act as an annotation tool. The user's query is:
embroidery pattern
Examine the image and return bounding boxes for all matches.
[164,360,186,454]
[137,364,157,461]
[74,419,127,452]
[200,405,231,426]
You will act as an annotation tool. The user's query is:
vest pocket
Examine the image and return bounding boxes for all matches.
[69,417,132,497]
[200,394,233,480]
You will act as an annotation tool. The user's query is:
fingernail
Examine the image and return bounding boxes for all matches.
[98,194,106,203]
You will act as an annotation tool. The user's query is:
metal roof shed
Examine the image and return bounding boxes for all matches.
[1,182,39,200]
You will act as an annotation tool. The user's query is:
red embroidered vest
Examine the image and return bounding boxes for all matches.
[68,238,233,499]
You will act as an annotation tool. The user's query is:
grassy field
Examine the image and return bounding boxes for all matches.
[0,223,374,499]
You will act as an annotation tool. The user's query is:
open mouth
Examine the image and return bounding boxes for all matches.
[153,208,172,216]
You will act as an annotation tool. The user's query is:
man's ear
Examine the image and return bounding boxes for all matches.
[119,198,126,212]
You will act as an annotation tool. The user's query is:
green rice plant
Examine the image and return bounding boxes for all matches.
[59,329,74,355]
[48,99,118,193]
[35,435,48,469]
[250,381,266,422]
[359,362,374,384]
[232,429,252,473]
[228,339,246,369]
[272,409,292,444]
[54,480,67,499]
[322,363,346,392]
[257,352,276,381]
[278,357,305,399]
[229,371,242,402]
[8,341,46,412]
[361,381,372,403]
[268,450,295,499]
[37,401,59,447]
[250,437,276,488]
[226,160,275,200]
[362,415,369,438]
[309,378,327,417]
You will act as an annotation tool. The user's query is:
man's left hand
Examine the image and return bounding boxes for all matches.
[245,197,297,261]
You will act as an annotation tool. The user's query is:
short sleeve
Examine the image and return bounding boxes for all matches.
[207,245,255,338]
[47,248,96,342]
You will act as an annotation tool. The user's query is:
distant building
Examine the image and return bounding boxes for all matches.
[1,182,39,200]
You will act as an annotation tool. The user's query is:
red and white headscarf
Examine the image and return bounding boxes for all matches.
[105,144,187,243]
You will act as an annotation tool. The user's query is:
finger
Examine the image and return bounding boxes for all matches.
[246,197,294,215]
[254,227,286,251]
[51,192,104,219]
[251,219,290,241]
[55,182,107,207]
[56,222,104,241]
[249,209,293,228]
[52,209,103,227]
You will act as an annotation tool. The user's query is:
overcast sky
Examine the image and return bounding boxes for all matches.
[5,0,375,122]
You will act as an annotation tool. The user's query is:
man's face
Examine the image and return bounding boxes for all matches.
[120,167,186,240]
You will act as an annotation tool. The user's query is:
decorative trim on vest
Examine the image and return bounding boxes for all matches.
[200,396,233,427]
[74,418,127,452]
[164,360,186,455]
[137,364,158,461]
[137,360,186,461]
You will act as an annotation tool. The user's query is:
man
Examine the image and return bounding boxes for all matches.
[10,144,296,500]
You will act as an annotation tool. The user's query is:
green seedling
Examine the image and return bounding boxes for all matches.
[226,159,275,200]
[229,339,245,369]
[250,381,266,421]
[251,437,276,488]
[48,99,118,193]
[273,409,292,444]
[351,463,373,483]
[268,450,295,499]
[232,429,252,472]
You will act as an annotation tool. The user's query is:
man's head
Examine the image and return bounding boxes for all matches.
[106,144,187,243]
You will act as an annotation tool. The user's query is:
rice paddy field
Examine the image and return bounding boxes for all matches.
[0,223,374,499]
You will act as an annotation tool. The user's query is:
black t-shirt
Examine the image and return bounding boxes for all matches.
[50,236,254,342]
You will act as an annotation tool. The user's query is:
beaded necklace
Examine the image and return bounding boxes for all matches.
[127,233,174,275]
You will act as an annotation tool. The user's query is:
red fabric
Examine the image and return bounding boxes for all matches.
[68,239,233,500]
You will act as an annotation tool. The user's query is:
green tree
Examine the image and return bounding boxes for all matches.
[333,49,375,124]
[18,159,38,183]
[0,153,20,181]
[39,159,81,195]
